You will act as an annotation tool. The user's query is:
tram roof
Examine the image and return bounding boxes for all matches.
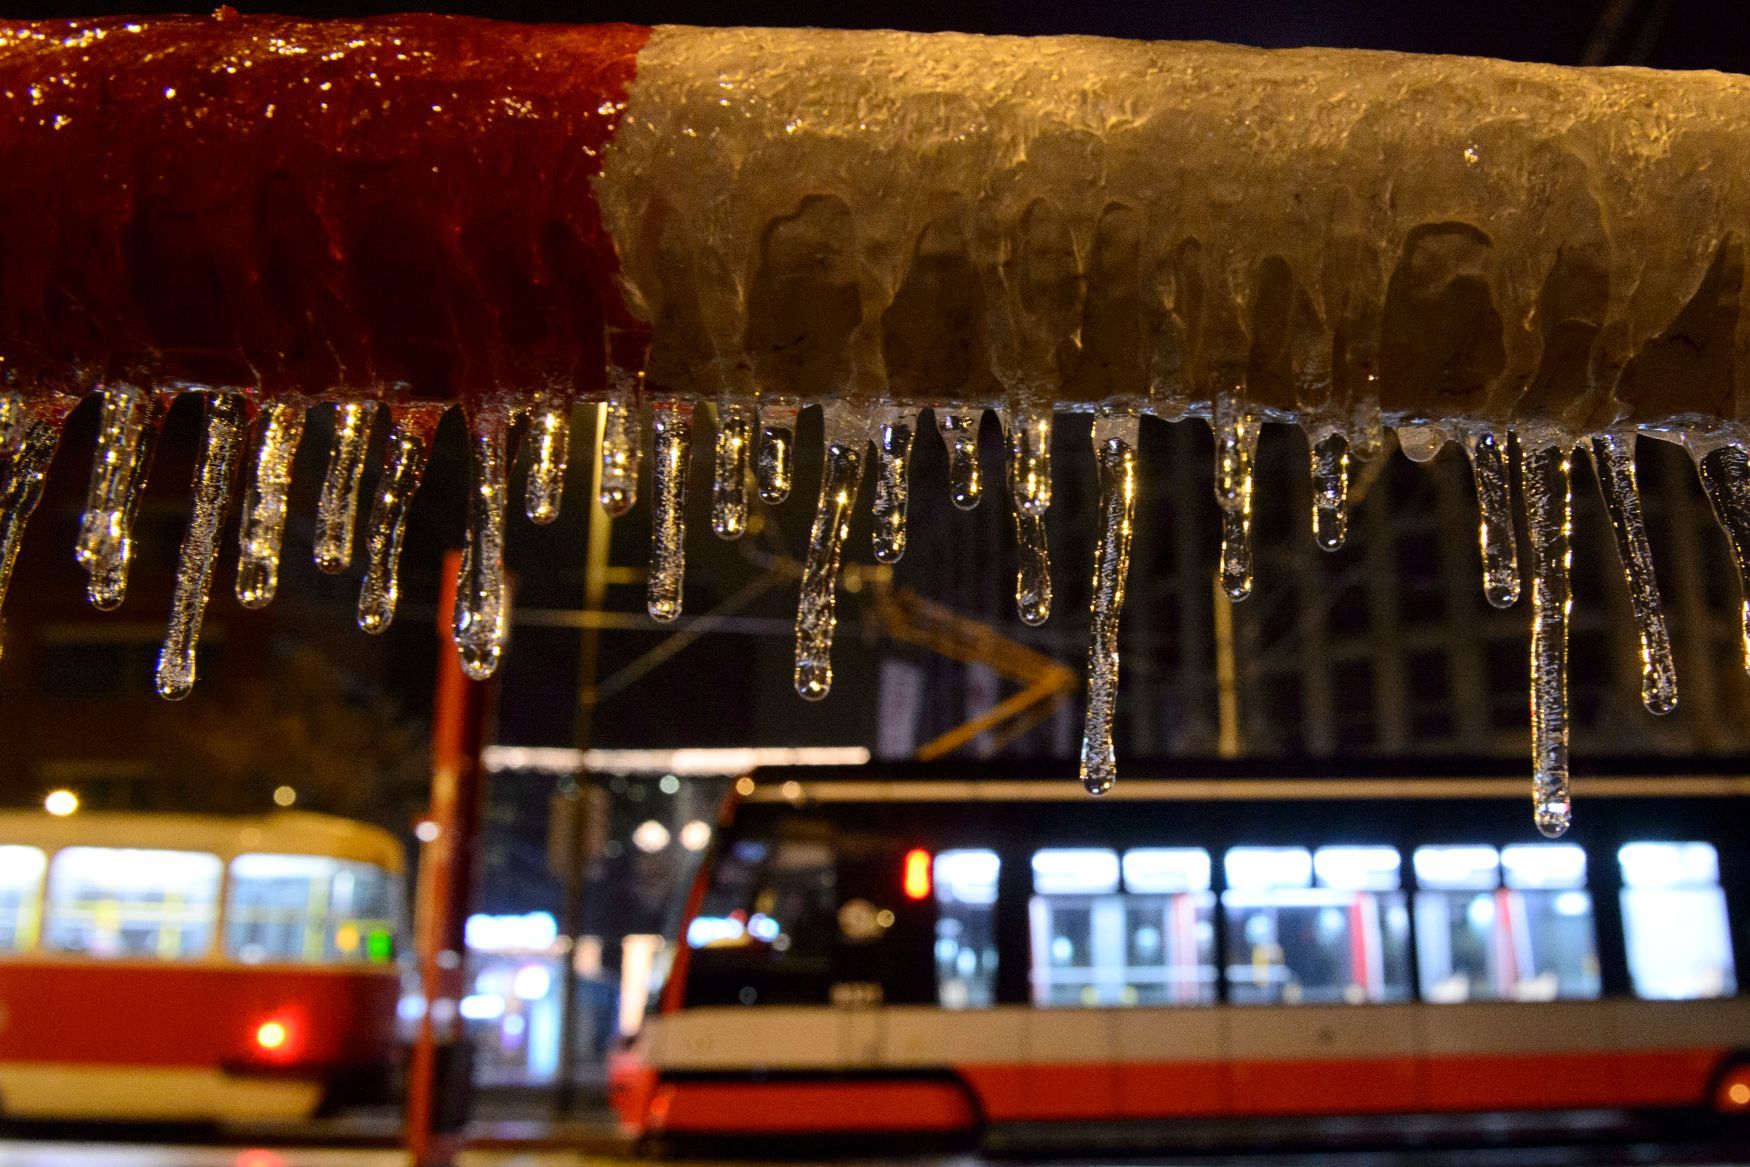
[0,809,405,870]
[739,755,1750,804]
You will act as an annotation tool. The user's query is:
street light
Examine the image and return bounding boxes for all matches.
[44,789,79,816]
[631,820,670,853]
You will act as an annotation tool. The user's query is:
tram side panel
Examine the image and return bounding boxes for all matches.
[0,960,400,1120]
[616,783,1750,1137]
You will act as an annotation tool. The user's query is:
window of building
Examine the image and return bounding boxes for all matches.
[934,849,998,1009]
[1029,847,1215,1007]
[1619,842,1736,1000]
[1331,660,1377,747]
[1222,845,1411,1005]
[224,854,399,965]
[1413,843,1600,1002]
[0,846,46,952]
[43,847,222,960]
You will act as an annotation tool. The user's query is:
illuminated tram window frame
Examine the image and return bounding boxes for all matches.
[0,845,46,953]
[1618,841,1737,1000]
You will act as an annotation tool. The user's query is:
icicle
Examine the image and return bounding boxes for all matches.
[1214,392,1260,601]
[1467,429,1521,608]
[359,406,441,634]
[647,401,693,622]
[1004,407,1053,625]
[0,408,66,662]
[1695,443,1750,675]
[452,406,510,679]
[1007,405,1053,517]
[1396,424,1449,463]
[1308,429,1349,551]
[1591,434,1677,715]
[757,403,796,505]
[1523,441,1573,838]
[937,409,984,509]
[76,387,168,610]
[794,403,869,701]
[599,394,640,517]
[234,402,307,610]
[871,406,915,563]
[313,401,378,573]
[711,401,755,540]
[1080,409,1141,796]
[1350,384,1385,461]
[524,403,569,525]
[155,394,247,700]
[0,394,22,455]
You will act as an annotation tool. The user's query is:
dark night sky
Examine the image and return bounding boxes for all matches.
[3,0,1748,73]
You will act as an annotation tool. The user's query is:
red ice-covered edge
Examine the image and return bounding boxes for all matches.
[0,11,653,407]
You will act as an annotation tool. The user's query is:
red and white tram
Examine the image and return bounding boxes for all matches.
[610,760,1750,1144]
[0,809,404,1121]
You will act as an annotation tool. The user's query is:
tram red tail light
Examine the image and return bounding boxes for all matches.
[255,1019,291,1053]
[903,849,932,900]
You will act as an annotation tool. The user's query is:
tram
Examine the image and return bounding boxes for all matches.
[609,759,1750,1144]
[0,809,405,1122]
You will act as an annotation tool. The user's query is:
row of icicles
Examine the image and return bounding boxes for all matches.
[3,384,1748,836]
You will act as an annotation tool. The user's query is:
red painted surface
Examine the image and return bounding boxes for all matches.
[612,1048,1732,1135]
[1023,1061,1118,1120]
[958,1064,1028,1121]
[407,549,496,1167]
[1116,1061,1229,1119]
[606,1051,660,1132]
[1423,1049,1719,1111]
[0,960,400,1071]
[1232,1055,1422,1114]
[647,1079,979,1135]
[0,13,652,403]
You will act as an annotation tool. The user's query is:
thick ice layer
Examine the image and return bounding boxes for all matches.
[0,14,649,403]
[605,26,1750,436]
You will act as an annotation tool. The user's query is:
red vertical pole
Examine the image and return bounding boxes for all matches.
[407,551,492,1167]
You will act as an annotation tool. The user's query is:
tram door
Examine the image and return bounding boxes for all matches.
[826,842,927,1064]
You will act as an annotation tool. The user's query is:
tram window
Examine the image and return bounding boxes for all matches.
[1121,848,1216,1005]
[1029,847,1215,1007]
[43,847,221,960]
[1413,844,1600,1002]
[1030,848,1120,1007]
[1619,842,1737,1000]
[683,833,838,1004]
[0,846,45,952]
[1222,846,1411,1005]
[934,849,998,1009]
[1032,849,1120,895]
[225,854,400,965]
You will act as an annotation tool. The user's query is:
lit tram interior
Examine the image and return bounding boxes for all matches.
[610,761,1750,1146]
